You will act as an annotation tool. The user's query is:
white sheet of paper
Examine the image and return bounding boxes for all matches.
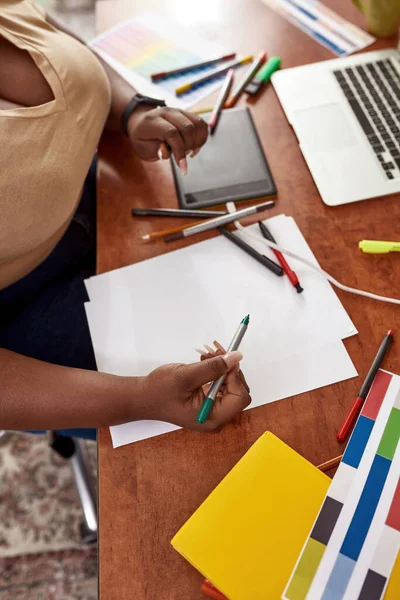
[109,339,357,447]
[85,216,357,370]
[85,296,356,447]
[84,214,357,447]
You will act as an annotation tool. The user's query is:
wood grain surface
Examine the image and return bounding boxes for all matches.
[95,1,400,598]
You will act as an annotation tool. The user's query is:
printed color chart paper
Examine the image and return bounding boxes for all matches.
[89,13,228,109]
[263,0,375,56]
[283,370,400,600]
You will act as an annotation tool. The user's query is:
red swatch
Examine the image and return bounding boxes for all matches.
[386,478,400,532]
[361,370,393,421]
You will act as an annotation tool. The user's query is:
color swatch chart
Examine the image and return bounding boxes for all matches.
[262,0,375,56]
[284,370,400,600]
[89,13,228,109]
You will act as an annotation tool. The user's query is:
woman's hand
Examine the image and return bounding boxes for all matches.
[139,350,251,433]
[126,106,209,175]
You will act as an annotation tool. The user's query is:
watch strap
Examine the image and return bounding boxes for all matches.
[121,93,166,135]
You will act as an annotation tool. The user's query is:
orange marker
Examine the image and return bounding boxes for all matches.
[225,51,267,108]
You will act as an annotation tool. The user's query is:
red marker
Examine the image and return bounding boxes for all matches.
[258,221,303,293]
[337,330,394,443]
[208,69,234,134]
[201,579,228,600]
[151,53,236,81]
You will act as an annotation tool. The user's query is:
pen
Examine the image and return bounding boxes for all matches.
[218,227,283,277]
[175,55,253,96]
[359,240,400,254]
[151,53,236,81]
[337,330,394,443]
[245,56,281,95]
[132,207,225,218]
[225,51,268,108]
[258,221,303,292]
[209,69,234,134]
[197,314,250,424]
[164,201,275,242]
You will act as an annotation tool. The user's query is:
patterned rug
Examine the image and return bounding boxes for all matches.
[0,548,97,600]
[0,433,97,599]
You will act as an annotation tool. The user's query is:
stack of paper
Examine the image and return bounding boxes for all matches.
[85,215,358,448]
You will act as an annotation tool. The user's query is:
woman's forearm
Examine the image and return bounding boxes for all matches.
[0,348,144,430]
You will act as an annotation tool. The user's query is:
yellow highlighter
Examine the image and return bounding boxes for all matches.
[359,240,400,254]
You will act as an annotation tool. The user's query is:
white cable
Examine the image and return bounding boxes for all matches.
[231,218,400,306]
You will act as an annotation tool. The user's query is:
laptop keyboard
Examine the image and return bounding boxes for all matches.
[333,58,400,181]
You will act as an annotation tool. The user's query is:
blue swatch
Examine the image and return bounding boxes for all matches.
[342,416,374,469]
[341,455,391,561]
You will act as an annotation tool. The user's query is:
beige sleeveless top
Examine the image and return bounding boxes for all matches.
[0,0,111,289]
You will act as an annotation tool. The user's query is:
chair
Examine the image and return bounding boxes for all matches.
[0,430,97,543]
[50,432,97,543]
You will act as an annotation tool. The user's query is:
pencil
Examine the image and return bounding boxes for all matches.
[317,455,342,473]
[209,69,234,134]
[132,207,225,218]
[164,200,275,242]
[151,53,236,81]
[175,55,253,96]
[141,219,205,241]
[337,330,394,443]
[225,51,267,108]
[258,221,303,292]
[218,227,283,277]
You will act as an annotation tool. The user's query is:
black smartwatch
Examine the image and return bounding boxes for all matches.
[121,93,166,135]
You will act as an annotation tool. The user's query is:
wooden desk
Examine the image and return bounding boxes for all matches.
[96,1,399,598]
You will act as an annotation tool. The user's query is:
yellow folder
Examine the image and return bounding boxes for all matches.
[171,432,330,600]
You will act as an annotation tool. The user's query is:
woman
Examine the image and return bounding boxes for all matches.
[0,0,251,440]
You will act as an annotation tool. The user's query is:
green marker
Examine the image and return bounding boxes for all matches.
[197,314,250,425]
[245,56,281,95]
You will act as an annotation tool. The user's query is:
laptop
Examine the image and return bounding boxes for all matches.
[272,49,400,206]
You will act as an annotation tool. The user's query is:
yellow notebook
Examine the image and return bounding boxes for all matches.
[171,432,330,600]
[384,551,400,600]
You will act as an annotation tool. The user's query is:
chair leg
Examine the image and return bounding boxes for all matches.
[0,430,11,446]
[70,438,98,544]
